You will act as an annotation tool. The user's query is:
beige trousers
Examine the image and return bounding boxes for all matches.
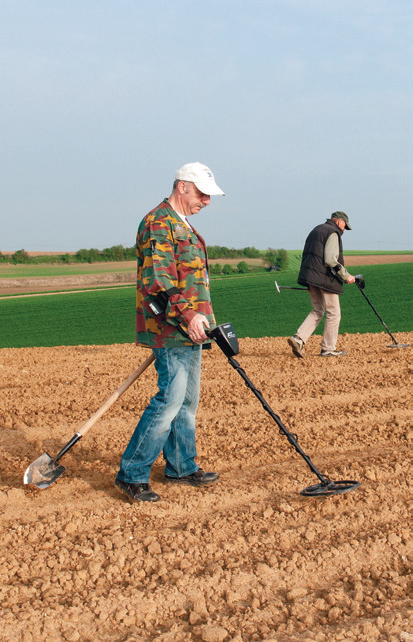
[296,285,341,352]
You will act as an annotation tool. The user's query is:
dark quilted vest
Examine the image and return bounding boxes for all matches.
[298,219,344,294]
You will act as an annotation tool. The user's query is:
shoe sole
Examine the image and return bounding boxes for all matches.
[288,337,305,359]
[320,353,347,357]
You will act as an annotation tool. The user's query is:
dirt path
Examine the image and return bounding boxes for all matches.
[0,333,411,642]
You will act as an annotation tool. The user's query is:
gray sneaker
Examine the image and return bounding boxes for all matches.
[288,335,305,358]
[320,350,347,357]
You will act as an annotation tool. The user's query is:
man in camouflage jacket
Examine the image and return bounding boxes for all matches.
[115,163,225,503]
[135,199,215,348]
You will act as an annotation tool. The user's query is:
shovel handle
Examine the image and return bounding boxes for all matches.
[77,352,155,438]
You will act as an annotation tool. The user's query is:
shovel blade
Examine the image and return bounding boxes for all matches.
[23,452,66,489]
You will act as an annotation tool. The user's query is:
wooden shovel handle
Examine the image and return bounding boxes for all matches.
[77,352,155,438]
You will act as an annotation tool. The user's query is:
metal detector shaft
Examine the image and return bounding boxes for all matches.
[207,322,360,496]
[356,283,398,345]
[331,267,397,342]
[275,280,308,293]
[226,355,328,484]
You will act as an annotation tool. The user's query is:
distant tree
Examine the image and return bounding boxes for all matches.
[275,249,289,271]
[222,264,233,275]
[76,249,90,262]
[206,245,221,259]
[237,261,249,273]
[0,251,11,263]
[87,248,101,263]
[243,246,260,258]
[210,263,222,275]
[124,246,136,260]
[207,246,255,259]
[102,247,113,260]
[75,248,101,263]
[12,249,30,264]
[60,253,72,263]
[102,245,125,261]
[262,248,278,268]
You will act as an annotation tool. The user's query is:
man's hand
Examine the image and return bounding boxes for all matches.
[187,314,210,343]
[346,275,356,284]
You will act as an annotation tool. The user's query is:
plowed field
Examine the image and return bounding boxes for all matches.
[0,332,411,642]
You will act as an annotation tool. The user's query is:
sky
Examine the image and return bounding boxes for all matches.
[1,0,412,253]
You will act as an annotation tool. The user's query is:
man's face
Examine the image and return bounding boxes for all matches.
[335,218,346,231]
[182,182,211,215]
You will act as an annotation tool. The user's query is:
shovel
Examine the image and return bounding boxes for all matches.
[23,353,155,489]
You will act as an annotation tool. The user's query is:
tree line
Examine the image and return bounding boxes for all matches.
[0,245,289,270]
[0,245,136,264]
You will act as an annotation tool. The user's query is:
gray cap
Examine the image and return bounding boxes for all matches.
[331,211,351,230]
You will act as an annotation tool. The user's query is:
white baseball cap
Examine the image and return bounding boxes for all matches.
[175,162,225,196]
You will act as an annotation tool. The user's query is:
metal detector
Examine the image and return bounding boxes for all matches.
[275,281,308,293]
[354,275,410,349]
[207,323,360,497]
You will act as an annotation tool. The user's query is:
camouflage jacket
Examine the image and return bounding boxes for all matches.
[135,199,215,348]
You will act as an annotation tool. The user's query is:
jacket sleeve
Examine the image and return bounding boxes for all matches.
[324,233,350,280]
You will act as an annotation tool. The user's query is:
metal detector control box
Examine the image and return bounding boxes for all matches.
[207,323,239,358]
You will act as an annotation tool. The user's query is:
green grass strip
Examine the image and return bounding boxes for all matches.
[0,263,411,348]
[0,289,136,348]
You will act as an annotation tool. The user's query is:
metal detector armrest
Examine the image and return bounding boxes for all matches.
[148,288,180,316]
[329,267,344,284]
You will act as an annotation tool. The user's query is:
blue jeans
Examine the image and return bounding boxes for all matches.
[117,345,202,484]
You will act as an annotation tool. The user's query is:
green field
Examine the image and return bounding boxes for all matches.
[212,264,412,338]
[0,263,411,348]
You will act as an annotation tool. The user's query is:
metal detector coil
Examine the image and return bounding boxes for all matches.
[208,323,360,498]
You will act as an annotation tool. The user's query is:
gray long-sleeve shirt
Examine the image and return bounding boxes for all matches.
[324,232,350,280]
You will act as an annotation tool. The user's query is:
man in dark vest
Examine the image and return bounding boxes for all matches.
[288,211,355,358]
